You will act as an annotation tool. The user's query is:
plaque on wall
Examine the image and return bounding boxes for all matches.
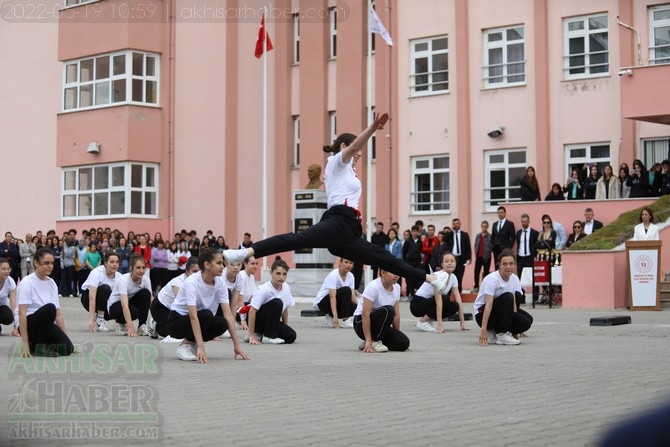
[294,218,313,253]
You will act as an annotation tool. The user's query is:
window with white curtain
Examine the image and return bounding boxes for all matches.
[411,155,450,213]
[483,25,525,87]
[485,149,526,210]
[564,14,609,78]
[565,143,610,178]
[410,35,449,95]
[650,4,670,64]
[643,138,670,167]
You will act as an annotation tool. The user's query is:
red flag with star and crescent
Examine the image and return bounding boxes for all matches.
[254,15,274,58]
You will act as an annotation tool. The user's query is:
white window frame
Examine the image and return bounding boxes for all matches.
[483,25,525,88]
[62,50,159,112]
[61,162,159,219]
[292,115,300,167]
[485,149,526,210]
[64,0,97,6]
[329,7,337,59]
[642,138,670,167]
[565,143,611,178]
[410,155,450,214]
[292,13,300,64]
[649,4,670,65]
[564,14,609,79]
[328,111,337,147]
[370,0,376,53]
[410,35,449,96]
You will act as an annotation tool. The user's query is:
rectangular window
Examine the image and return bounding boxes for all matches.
[61,162,158,219]
[370,0,376,53]
[411,155,450,213]
[369,106,376,160]
[292,115,300,167]
[329,7,337,59]
[650,5,670,64]
[642,138,670,167]
[483,25,525,87]
[564,14,609,78]
[328,111,337,147]
[485,149,526,209]
[565,143,611,178]
[410,36,449,95]
[292,13,300,64]
[63,51,159,112]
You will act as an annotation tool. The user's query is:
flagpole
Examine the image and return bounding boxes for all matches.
[262,8,269,274]
[365,0,374,287]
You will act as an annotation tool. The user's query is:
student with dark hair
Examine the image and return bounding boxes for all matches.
[519,166,541,201]
[632,206,659,241]
[583,164,601,200]
[545,183,566,201]
[81,250,121,333]
[222,113,448,295]
[107,253,152,337]
[17,248,75,357]
[627,159,650,198]
[313,258,357,329]
[0,258,17,334]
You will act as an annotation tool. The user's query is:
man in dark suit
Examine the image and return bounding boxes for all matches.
[450,218,471,293]
[370,222,389,279]
[0,232,20,282]
[491,206,516,269]
[582,207,603,235]
[402,225,422,298]
[516,213,539,278]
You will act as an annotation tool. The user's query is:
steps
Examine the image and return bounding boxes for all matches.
[661,272,670,309]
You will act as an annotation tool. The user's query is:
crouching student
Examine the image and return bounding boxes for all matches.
[353,269,409,353]
[219,259,244,338]
[149,256,199,339]
[0,258,17,335]
[107,253,152,337]
[246,258,296,345]
[236,255,259,330]
[17,248,74,357]
[474,249,533,346]
[313,258,357,328]
[81,250,121,333]
[410,252,468,333]
[167,248,249,362]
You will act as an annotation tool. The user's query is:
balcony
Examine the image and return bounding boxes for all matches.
[620,63,670,125]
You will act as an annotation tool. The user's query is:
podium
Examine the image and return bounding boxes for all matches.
[625,240,662,311]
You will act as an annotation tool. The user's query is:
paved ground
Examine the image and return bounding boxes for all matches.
[0,297,669,447]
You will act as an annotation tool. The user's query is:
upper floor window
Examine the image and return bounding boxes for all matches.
[292,13,300,64]
[63,51,159,112]
[411,155,450,213]
[483,25,525,87]
[564,14,609,78]
[650,5,670,64]
[642,138,669,167]
[329,7,337,59]
[565,143,610,178]
[292,115,300,167]
[62,162,158,219]
[410,36,448,96]
[485,149,526,210]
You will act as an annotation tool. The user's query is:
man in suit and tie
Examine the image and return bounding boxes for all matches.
[582,207,603,235]
[450,218,471,293]
[516,214,539,278]
[491,206,516,269]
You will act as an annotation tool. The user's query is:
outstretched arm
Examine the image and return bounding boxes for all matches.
[341,113,389,164]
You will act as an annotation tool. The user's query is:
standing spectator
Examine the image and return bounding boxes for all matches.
[19,233,36,278]
[166,242,180,281]
[632,207,660,241]
[583,208,603,235]
[0,258,17,335]
[516,214,538,278]
[61,235,76,298]
[151,239,168,293]
[618,164,631,198]
[627,160,650,198]
[473,221,492,292]
[239,232,253,249]
[566,221,587,248]
[538,215,557,250]
[133,234,152,279]
[115,237,132,275]
[415,220,427,237]
[49,236,62,291]
[370,222,389,279]
[660,160,670,196]
[84,243,102,271]
[450,218,471,294]
[519,166,541,201]
[595,164,619,200]
[385,229,403,261]
[648,163,663,197]
[583,164,601,200]
[402,225,422,297]
[420,224,439,273]
[491,206,516,269]
[176,241,190,272]
[553,220,568,250]
[564,168,584,200]
[545,183,566,201]
[429,231,449,272]
[76,238,90,293]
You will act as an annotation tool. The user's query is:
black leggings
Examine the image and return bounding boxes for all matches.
[353,305,410,351]
[150,298,171,337]
[316,287,356,319]
[474,292,533,334]
[21,303,74,356]
[0,304,13,325]
[108,288,151,325]
[254,298,296,343]
[410,295,459,320]
[166,310,227,343]
[80,285,112,319]
[252,205,427,284]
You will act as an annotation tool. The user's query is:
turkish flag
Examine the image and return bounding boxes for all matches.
[254,15,274,58]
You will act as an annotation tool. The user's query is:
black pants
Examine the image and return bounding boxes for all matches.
[166,309,227,343]
[404,262,422,297]
[410,295,459,320]
[21,303,74,356]
[61,265,75,297]
[80,285,112,320]
[316,287,356,319]
[252,206,426,285]
[150,298,171,337]
[454,256,465,293]
[474,292,533,334]
[108,288,151,325]
[0,304,14,325]
[150,267,168,293]
[254,298,296,343]
[353,305,409,351]
[473,256,491,288]
[77,268,91,294]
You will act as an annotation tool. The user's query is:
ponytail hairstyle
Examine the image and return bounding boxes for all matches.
[271,257,290,272]
[197,247,220,270]
[129,252,146,269]
[185,256,199,272]
[323,133,357,154]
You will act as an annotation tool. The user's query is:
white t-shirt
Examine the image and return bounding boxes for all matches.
[157,273,186,309]
[107,273,152,312]
[170,272,229,316]
[0,277,17,307]
[313,268,355,309]
[325,151,362,210]
[81,265,122,291]
[239,270,257,304]
[17,273,60,317]
[250,281,295,312]
[414,270,458,299]
[354,278,400,316]
[223,268,244,294]
[472,271,522,312]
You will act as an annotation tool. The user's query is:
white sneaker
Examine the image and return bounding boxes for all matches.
[147,316,158,339]
[496,331,520,345]
[223,248,248,263]
[339,318,354,328]
[371,341,388,352]
[416,320,436,332]
[137,324,149,336]
[96,318,109,332]
[221,330,232,339]
[115,323,128,336]
[243,333,263,343]
[358,341,366,351]
[176,344,197,361]
[487,330,497,344]
[324,314,334,328]
[261,336,285,345]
